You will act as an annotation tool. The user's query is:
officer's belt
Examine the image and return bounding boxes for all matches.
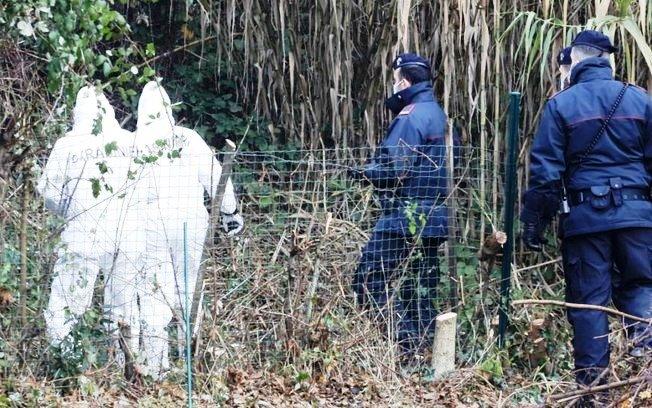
[569,188,651,206]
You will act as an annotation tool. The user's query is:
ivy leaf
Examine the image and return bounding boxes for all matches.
[104,141,118,155]
[145,43,156,57]
[96,161,108,174]
[90,178,101,198]
[102,61,111,77]
[92,116,103,136]
[143,66,156,78]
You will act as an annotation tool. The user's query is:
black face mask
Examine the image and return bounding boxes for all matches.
[385,92,407,115]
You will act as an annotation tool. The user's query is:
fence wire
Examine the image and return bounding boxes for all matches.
[211,146,510,366]
[0,141,515,398]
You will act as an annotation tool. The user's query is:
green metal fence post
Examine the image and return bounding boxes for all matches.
[184,222,193,408]
[498,92,521,348]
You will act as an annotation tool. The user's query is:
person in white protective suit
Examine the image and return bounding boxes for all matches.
[37,86,145,356]
[134,80,243,378]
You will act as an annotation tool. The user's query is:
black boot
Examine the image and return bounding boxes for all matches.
[573,367,610,407]
[574,392,611,408]
[574,395,596,408]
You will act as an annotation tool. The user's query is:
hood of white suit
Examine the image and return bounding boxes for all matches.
[71,86,120,135]
[136,81,175,136]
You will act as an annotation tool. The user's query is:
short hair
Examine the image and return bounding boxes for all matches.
[571,45,609,64]
[398,65,431,85]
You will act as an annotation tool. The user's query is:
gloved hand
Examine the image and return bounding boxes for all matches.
[221,211,244,236]
[521,189,556,252]
[522,221,548,251]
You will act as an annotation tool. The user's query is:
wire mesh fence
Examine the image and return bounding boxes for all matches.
[0,135,516,401]
[207,145,511,367]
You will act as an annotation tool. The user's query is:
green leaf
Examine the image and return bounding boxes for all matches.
[104,141,118,155]
[90,178,101,198]
[621,17,652,74]
[102,61,111,77]
[143,155,159,163]
[259,196,273,208]
[514,12,536,58]
[142,66,156,78]
[295,371,310,383]
[539,24,555,80]
[96,161,108,174]
[92,117,103,136]
[146,43,156,57]
[480,357,504,378]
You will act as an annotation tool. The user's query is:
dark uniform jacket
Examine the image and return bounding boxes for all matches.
[524,57,652,237]
[364,81,453,238]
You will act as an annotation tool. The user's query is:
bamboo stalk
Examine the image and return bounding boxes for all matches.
[492,0,502,225]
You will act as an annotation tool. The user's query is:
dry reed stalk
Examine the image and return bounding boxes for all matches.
[19,180,28,327]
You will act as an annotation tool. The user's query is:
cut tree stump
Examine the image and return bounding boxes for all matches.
[430,312,457,378]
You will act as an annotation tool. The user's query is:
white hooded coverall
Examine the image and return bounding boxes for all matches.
[134,81,238,376]
[37,86,145,353]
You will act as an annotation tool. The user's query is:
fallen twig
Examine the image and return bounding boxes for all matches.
[135,35,218,69]
[551,375,650,403]
[512,299,652,325]
[513,257,561,273]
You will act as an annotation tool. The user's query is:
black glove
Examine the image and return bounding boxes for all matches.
[521,189,556,251]
[522,221,548,251]
[221,211,244,236]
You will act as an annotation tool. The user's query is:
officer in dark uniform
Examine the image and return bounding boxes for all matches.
[350,53,454,352]
[521,31,652,391]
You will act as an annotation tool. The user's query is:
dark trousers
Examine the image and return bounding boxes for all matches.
[562,228,652,384]
[353,231,441,349]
